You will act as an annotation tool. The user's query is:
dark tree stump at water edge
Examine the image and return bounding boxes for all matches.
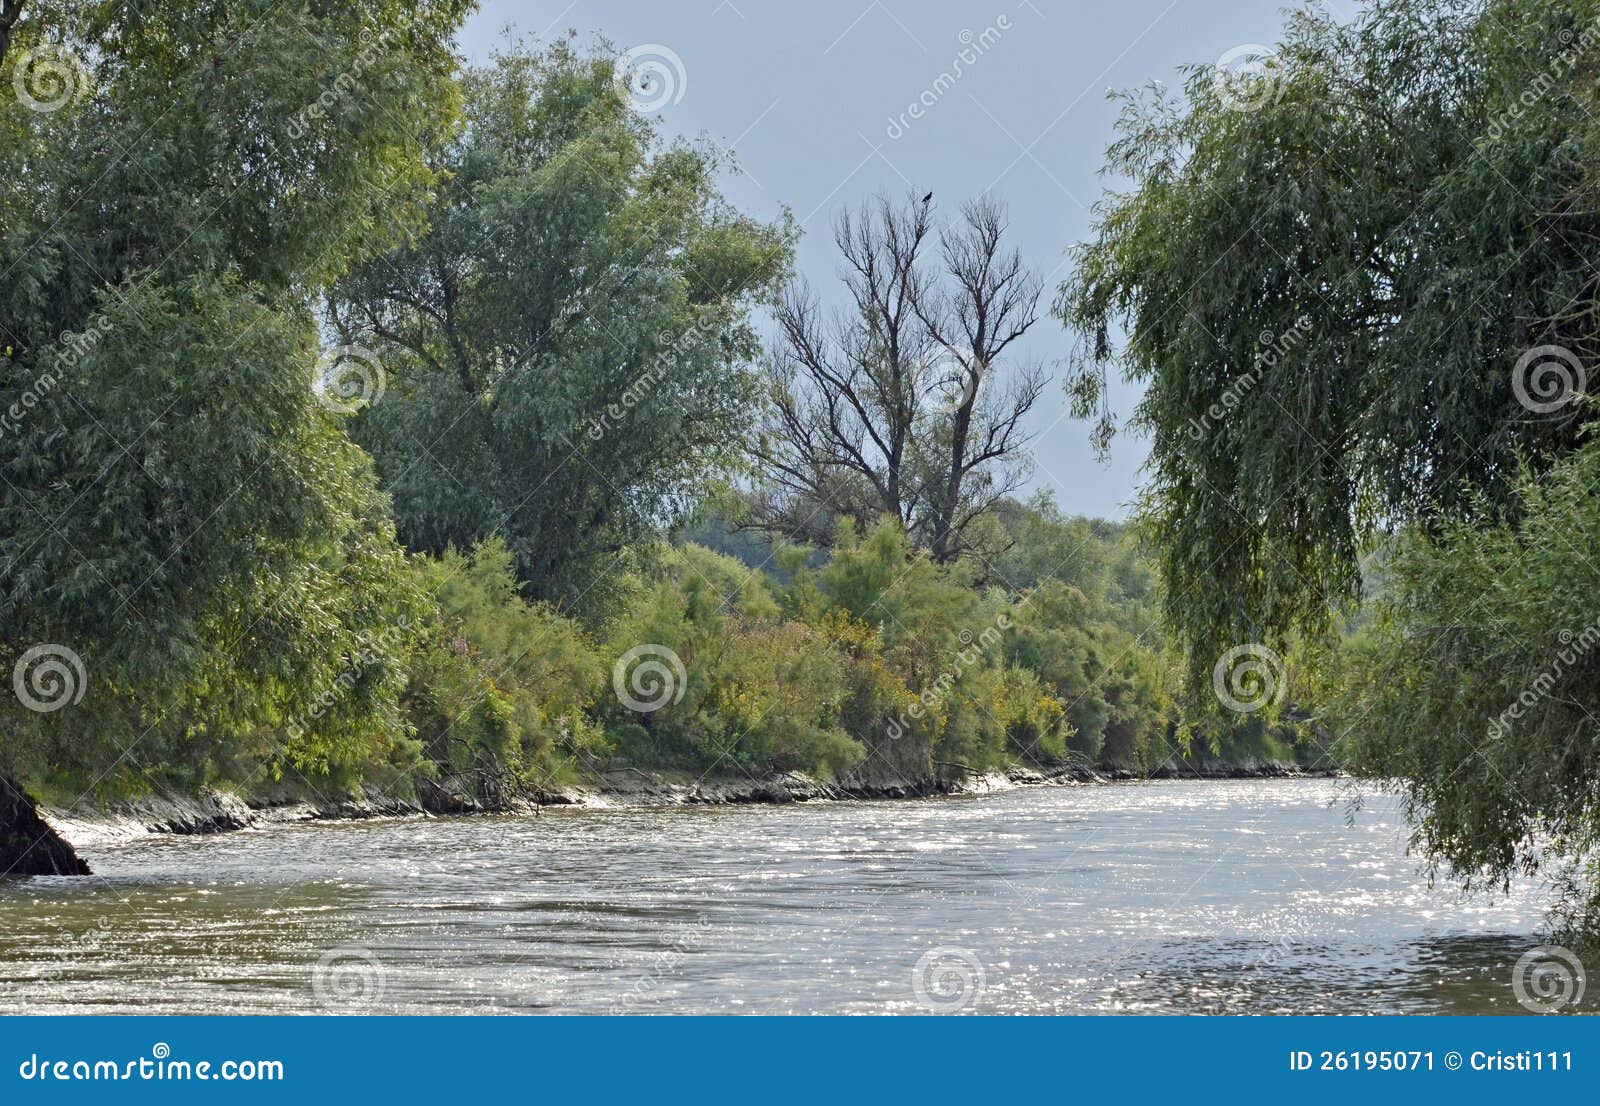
[0,775,90,876]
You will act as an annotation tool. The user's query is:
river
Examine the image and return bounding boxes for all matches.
[0,779,1562,1014]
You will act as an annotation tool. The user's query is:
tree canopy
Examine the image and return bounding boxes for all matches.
[1058,0,1600,678]
[1059,0,1600,938]
[328,37,793,612]
[1,0,468,785]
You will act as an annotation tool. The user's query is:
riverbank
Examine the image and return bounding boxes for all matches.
[23,758,1335,861]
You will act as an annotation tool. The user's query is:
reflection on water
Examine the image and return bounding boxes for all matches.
[0,780,1583,1014]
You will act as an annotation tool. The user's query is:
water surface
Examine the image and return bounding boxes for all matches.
[0,779,1566,1014]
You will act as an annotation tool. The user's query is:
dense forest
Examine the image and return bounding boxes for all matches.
[4,0,1600,945]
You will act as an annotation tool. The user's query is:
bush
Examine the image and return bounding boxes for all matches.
[406,540,605,796]
[1331,429,1600,940]
[598,543,863,777]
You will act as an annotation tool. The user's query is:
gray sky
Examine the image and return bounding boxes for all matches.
[460,0,1318,519]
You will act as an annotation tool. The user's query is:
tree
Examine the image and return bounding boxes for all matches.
[1058,0,1600,934]
[1331,428,1600,938]
[1,0,468,795]
[1056,0,1600,681]
[0,1,25,67]
[328,36,793,613]
[756,195,1045,564]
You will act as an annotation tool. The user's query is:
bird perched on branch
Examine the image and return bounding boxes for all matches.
[921,191,933,204]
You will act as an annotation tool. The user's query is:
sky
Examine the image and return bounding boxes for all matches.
[458,0,1323,519]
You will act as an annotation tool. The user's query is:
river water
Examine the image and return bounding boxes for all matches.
[0,779,1569,1014]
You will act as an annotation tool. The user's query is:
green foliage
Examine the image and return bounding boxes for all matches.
[582,519,1168,783]
[597,543,862,777]
[329,35,795,613]
[817,523,1011,775]
[405,540,606,795]
[1006,581,1169,765]
[1052,0,1600,934]
[1057,0,1600,686]
[990,492,1159,631]
[1330,427,1600,936]
[1,0,469,792]
[0,2,1258,818]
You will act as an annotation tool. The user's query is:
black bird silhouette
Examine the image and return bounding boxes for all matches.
[921,191,933,204]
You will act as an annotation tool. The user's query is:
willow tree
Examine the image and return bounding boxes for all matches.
[1059,0,1600,934]
[1058,0,1600,678]
[328,37,793,613]
[1,0,469,805]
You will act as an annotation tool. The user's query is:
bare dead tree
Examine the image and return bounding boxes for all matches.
[754,194,1045,563]
[753,197,934,540]
[915,197,1046,561]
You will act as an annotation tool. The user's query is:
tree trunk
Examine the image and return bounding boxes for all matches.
[0,774,90,877]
